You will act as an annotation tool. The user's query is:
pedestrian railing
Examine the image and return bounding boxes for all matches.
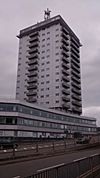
[25,153,100,178]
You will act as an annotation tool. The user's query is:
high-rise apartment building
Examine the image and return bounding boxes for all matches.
[16,13,82,115]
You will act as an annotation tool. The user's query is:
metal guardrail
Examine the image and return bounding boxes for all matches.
[25,154,100,178]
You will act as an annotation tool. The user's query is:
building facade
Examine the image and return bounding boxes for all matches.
[16,15,82,115]
[0,99,97,140]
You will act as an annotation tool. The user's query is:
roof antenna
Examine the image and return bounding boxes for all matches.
[44,8,51,20]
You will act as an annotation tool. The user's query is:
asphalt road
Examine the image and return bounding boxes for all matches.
[0,147,100,178]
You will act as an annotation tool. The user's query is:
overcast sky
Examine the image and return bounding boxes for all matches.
[0,0,100,125]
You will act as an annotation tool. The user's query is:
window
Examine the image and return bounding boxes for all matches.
[42,45,45,47]
[47,49,50,52]
[56,79,59,82]
[56,53,59,55]
[56,28,59,31]
[46,74,50,77]
[47,37,50,40]
[46,68,50,71]
[46,81,50,84]
[41,88,44,91]
[56,59,59,62]
[41,63,45,65]
[41,75,44,78]
[41,69,44,72]
[56,86,59,89]
[47,55,50,58]
[41,95,44,98]
[41,56,45,59]
[56,34,59,37]
[56,66,59,68]
[47,43,50,46]
[46,88,49,90]
[56,100,59,103]
[42,33,45,36]
[42,51,45,53]
[46,94,49,97]
[56,72,59,75]
[56,93,59,96]
[46,61,50,64]
[41,82,44,84]
[56,40,59,43]
[46,101,49,104]
[47,32,50,34]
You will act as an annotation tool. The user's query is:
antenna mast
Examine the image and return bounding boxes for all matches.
[44,8,51,20]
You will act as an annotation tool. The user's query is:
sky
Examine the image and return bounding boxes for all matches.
[0,0,100,126]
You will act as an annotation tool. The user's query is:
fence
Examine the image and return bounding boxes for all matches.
[25,153,100,178]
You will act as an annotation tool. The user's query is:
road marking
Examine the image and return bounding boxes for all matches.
[32,147,35,149]
[23,148,27,150]
[15,149,17,151]
[13,176,20,178]
[91,153,99,157]
[37,163,65,172]
[4,150,7,152]
[73,157,87,162]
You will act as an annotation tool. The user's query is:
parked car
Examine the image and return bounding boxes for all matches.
[76,137,90,144]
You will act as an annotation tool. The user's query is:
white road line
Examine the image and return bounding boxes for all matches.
[73,157,87,162]
[91,153,99,157]
[4,150,7,152]
[15,149,17,151]
[23,148,27,150]
[12,176,20,178]
[31,147,35,149]
[37,163,65,172]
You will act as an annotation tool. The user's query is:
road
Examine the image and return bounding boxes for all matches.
[0,147,100,178]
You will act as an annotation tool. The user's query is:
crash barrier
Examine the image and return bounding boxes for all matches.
[25,153,100,178]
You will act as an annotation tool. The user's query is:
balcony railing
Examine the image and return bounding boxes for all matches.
[28,65,38,71]
[28,77,38,83]
[28,53,38,59]
[72,100,82,107]
[62,82,70,88]
[29,47,38,54]
[29,36,39,43]
[27,84,37,89]
[28,58,38,65]
[29,41,38,48]
[62,68,69,76]
[28,71,38,77]
[71,63,80,73]
[71,70,80,79]
[62,75,70,82]
[27,90,37,96]
[72,93,81,101]
[71,75,81,84]
[71,87,81,95]
[71,81,81,90]
[62,88,70,95]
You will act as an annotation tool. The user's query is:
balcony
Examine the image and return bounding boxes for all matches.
[62,68,69,76]
[62,103,70,109]
[28,77,38,83]
[28,58,38,65]
[62,44,69,52]
[61,38,69,46]
[28,53,38,59]
[71,47,80,58]
[62,27,69,36]
[62,75,70,82]
[29,47,38,54]
[72,75,81,84]
[62,82,70,88]
[27,84,37,89]
[28,97,37,103]
[62,49,69,58]
[29,32,39,38]
[29,36,39,43]
[72,94,81,101]
[28,65,38,71]
[62,62,70,69]
[71,87,81,95]
[62,56,69,63]
[71,81,81,90]
[72,106,82,113]
[62,96,70,102]
[29,42,38,48]
[72,100,82,107]
[71,70,80,79]
[71,37,80,48]
[27,90,37,96]
[28,71,38,77]
[71,63,80,73]
[62,88,70,95]
[71,52,80,63]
